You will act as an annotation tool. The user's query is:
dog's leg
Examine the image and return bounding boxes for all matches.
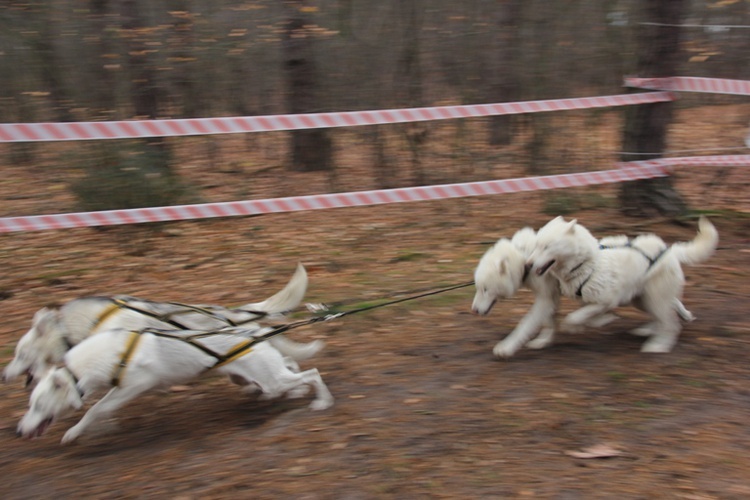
[224,349,334,410]
[639,298,682,354]
[61,384,148,444]
[525,326,555,350]
[525,292,560,350]
[562,304,613,333]
[494,293,557,357]
[257,368,334,410]
[585,312,620,329]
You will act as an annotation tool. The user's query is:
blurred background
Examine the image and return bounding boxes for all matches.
[0,0,748,215]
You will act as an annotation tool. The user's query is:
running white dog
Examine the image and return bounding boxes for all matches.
[472,227,561,358]
[472,228,696,358]
[527,216,718,353]
[17,324,334,444]
[4,264,322,385]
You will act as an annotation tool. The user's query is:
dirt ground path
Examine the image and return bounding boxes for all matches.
[1,101,749,498]
[1,197,748,499]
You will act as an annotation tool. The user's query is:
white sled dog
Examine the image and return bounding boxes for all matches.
[472,227,560,358]
[4,264,322,385]
[472,228,696,359]
[527,216,718,353]
[17,324,334,444]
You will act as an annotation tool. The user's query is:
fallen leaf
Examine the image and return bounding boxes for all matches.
[564,444,624,459]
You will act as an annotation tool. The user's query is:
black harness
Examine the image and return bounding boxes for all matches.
[108,296,270,330]
[575,241,668,298]
[64,366,86,398]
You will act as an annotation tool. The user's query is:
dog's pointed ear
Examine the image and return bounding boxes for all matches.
[497,258,507,276]
[52,370,68,390]
[566,219,577,234]
[34,308,60,338]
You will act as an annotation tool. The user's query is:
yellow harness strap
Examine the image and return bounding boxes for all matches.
[111,331,143,387]
[91,302,122,333]
[211,338,256,370]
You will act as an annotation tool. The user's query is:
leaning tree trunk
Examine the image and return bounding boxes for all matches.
[282,1,333,172]
[619,0,688,217]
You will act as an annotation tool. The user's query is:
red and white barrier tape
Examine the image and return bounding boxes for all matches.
[0,92,673,143]
[2,155,748,233]
[626,76,750,96]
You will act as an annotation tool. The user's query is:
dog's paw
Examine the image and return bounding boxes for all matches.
[61,428,81,444]
[492,341,518,359]
[640,337,675,353]
[309,398,334,411]
[630,327,652,337]
[526,336,553,350]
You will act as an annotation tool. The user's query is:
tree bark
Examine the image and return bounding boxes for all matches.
[119,0,172,174]
[120,0,160,120]
[488,0,523,146]
[283,1,333,172]
[86,0,118,119]
[619,0,688,217]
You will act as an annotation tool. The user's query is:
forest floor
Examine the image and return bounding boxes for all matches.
[0,102,748,499]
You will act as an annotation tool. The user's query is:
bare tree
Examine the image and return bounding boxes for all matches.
[488,0,523,146]
[282,0,333,172]
[619,0,688,217]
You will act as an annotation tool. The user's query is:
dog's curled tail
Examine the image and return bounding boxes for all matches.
[670,216,718,265]
[269,336,326,361]
[242,263,309,315]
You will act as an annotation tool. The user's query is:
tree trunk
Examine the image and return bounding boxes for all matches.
[119,0,172,174]
[396,0,427,185]
[86,0,118,119]
[120,0,160,120]
[283,1,333,172]
[36,9,73,123]
[488,0,523,146]
[619,0,688,217]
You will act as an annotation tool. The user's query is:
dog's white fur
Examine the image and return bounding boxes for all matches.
[527,216,718,353]
[18,324,334,444]
[472,228,696,359]
[472,228,560,358]
[4,264,322,385]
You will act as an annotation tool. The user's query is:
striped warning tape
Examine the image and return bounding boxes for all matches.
[1,155,748,233]
[625,76,750,96]
[0,92,674,143]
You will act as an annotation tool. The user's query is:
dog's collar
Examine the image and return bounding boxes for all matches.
[576,273,593,297]
[570,260,594,298]
[569,260,586,274]
[61,335,76,351]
